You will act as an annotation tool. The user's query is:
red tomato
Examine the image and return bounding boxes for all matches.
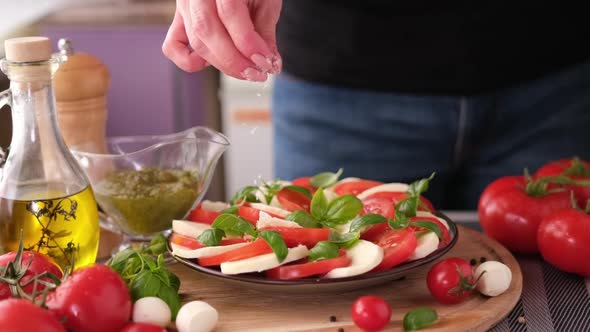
[276,187,311,212]
[170,233,246,250]
[535,158,590,207]
[0,299,65,332]
[351,295,392,332]
[478,175,572,254]
[372,228,417,273]
[361,223,390,243]
[333,180,383,196]
[119,323,166,332]
[188,204,221,224]
[198,238,271,266]
[238,205,286,225]
[292,177,315,191]
[362,191,434,215]
[538,208,590,277]
[409,216,451,245]
[46,264,132,332]
[361,197,395,218]
[257,227,330,248]
[0,251,63,300]
[266,251,351,280]
[426,258,475,304]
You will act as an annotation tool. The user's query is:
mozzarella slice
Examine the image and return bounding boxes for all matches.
[408,231,439,261]
[200,200,230,212]
[415,211,449,230]
[220,245,309,274]
[248,202,290,218]
[257,211,302,229]
[474,261,512,297]
[324,240,383,278]
[172,220,211,239]
[356,183,410,200]
[269,196,282,208]
[171,242,249,259]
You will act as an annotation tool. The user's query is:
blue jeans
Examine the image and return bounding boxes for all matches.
[271,61,590,209]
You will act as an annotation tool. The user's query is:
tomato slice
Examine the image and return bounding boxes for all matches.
[197,238,271,266]
[258,226,330,248]
[409,216,450,245]
[372,228,417,273]
[266,251,351,280]
[292,177,315,192]
[237,206,261,225]
[361,191,435,217]
[333,180,383,196]
[276,187,311,212]
[170,233,247,250]
[188,204,221,224]
[360,223,390,242]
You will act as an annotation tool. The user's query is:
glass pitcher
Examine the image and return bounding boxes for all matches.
[0,37,99,270]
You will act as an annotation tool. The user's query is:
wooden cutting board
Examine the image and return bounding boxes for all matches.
[168,226,522,332]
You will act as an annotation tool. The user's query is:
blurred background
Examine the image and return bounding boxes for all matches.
[0,0,274,201]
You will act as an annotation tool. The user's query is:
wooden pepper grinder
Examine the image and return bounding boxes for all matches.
[53,38,109,153]
[53,38,120,260]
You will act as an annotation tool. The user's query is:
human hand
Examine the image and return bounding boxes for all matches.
[162,0,282,82]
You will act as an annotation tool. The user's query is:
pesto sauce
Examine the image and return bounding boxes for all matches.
[95,168,200,235]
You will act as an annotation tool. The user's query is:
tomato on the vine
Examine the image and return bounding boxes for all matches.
[351,295,392,332]
[426,258,475,304]
[535,158,590,208]
[478,175,571,254]
[0,299,65,332]
[538,207,590,277]
[0,250,63,300]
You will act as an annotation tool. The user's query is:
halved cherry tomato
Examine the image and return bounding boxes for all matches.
[265,251,351,280]
[188,204,221,224]
[170,233,246,250]
[409,216,450,245]
[258,227,330,248]
[362,191,434,214]
[333,180,382,196]
[292,176,315,192]
[372,228,417,272]
[276,187,311,212]
[197,238,271,266]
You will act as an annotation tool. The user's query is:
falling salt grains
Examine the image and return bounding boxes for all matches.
[250,126,259,135]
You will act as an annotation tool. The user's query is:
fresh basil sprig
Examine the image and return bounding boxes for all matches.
[229,185,259,205]
[311,188,363,227]
[310,168,343,188]
[197,228,225,246]
[308,241,339,261]
[108,234,181,318]
[349,214,387,233]
[212,214,257,237]
[328,230,360,248]
[410,220,443,239]
[285,210,322,228]
[403,307,438,331]
[258,230,288,262]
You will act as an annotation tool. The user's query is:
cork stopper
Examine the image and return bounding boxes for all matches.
[4,37,52,62]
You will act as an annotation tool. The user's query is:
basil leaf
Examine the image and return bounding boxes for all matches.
[349,214,388,233]
[107,248,137,274]
[329,230,360,248]
[230,185,259,205]
[311,188,329,220]
[158,284,182,319]
[212,213,256,237]
[389,214,410,230]
[309,241,339,261]
[129,270,161,301]
[258,230,288,262]
[410,220,443,239]
[309,168,343,188]
[285,210,322,228]
[143,234,167,255]
[261,180,284,204]
[325,195,363,224]
[168,271,181,292]
[396,197,418,218]
[407,173,435,197]
[403,307,438,331]
[283,185,312,199]
[221,205,239,214]
[197,228,226,246]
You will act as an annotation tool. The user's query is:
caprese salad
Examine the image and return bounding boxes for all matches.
[169,170,452,280]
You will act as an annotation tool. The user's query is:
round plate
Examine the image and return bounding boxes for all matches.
[167,213,459,293]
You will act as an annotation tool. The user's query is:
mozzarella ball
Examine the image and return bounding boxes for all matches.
[132,297,172,327]
[474,261,512,297]
[176,301,218,332]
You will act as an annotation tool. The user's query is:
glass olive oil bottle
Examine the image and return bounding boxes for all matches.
[0,37,99,270]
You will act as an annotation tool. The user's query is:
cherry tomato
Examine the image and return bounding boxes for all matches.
[426,257,474,304]
[0,250,63,300]
[276,187,311,212]
[351,295,392,332]
[538,208,590,277]
[535,158,590,208]
[372,228,417,272]
[119,323,166,332]
[46,264,132,332]
[478,175,571,254]
[292,176,315,192]
[198,238,271,266]
[257,226,330,248]
[266,251,351,280]
[170,233,246,250]
[188,204,221,224]
[333,180,382,196]
[0,299,65,332]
